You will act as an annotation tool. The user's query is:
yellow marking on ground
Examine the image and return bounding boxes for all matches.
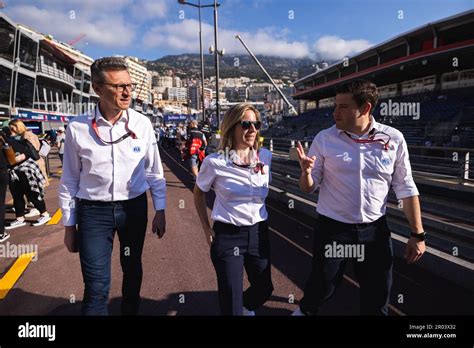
[47,208,62,225]
[0,252,36,299]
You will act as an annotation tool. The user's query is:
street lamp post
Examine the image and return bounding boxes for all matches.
[178,0,215,124]
[178,0,222,126]
[208,2,224,127]
[197,0,205,123]
[212,0,221,127]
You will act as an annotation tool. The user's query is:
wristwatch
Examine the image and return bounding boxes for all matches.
[410,232,426,241]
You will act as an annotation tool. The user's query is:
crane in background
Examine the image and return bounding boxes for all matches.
[68,33,86,46]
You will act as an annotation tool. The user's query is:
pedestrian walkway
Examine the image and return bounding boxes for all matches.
[1,148,471,315]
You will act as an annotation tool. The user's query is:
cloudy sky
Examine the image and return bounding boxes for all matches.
[3,0,473,61]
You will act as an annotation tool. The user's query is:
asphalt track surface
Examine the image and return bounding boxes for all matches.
[0,147,472,316]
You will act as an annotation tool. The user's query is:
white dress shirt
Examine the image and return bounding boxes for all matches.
[197,148,272,226]
[308,117,419,224]
[58,107,166,226]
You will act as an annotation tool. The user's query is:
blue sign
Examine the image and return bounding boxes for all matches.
[14,110,73,122]
[163,114,190,123]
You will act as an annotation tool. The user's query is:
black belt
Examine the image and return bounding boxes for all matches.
[318,214,386,228]
[79,192,146,206]
[213,220,268,233]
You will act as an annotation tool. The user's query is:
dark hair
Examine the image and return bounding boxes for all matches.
[336,79,379,114]
[91,56,129,83]
[2,126,11,137]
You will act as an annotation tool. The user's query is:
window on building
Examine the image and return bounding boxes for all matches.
[72,91,81,105]
[73,67,83,90]
[15,73,35,108]
[0,18,15,62]
[19,33,38,71]
[83,73,91,94]
[0,65,12,105]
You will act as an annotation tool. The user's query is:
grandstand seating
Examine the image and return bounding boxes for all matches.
[263,87,474,148]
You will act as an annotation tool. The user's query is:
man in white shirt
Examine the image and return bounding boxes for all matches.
[59,57,166,315]
[294,79,425,315]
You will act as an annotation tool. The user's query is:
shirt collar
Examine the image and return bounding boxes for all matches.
[337,115,380,138]
[95,104,129,125]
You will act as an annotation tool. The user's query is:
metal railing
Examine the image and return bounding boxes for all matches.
[263,137,473,181]
[37,62,75,86]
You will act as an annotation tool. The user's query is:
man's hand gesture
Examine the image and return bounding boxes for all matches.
[296,141,316,175]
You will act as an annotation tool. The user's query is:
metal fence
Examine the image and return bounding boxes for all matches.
[263,137,473,181]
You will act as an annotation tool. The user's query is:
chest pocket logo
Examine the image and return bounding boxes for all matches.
[133,146,141,153]
[381,157,391,166]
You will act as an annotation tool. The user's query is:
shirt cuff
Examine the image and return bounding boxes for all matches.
[394,186,419,200]
[196,181,210,193]
[61,209,77,226]
[152,198,166,211]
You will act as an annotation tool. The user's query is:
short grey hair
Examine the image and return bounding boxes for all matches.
[91,56,129,83]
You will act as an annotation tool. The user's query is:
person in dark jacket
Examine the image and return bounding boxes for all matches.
[0,129,17,242]
[3,127,51,230]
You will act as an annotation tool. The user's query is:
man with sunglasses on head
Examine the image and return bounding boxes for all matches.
[293,79,425,316]
[59,56,166,315]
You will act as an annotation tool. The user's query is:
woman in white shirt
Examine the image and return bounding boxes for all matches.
[194,103,274,316]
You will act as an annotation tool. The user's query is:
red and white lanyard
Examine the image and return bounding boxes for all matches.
[91,108,137,145]
[232,150,265,174]
[344,129,391,151]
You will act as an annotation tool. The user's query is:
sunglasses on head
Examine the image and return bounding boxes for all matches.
[240,120,261,130]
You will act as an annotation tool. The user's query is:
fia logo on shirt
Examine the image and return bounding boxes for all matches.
[381,157,391,166]
[133,146,141,153]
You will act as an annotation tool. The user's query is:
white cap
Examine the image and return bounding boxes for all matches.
[58,126,65,132]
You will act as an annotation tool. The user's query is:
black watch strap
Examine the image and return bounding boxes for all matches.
[411,232,426,241]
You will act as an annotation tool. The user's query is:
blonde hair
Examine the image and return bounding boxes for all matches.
[9,119,28,135]
[218,103,261,151]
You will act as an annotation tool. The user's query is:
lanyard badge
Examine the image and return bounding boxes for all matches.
[91,108,137,145]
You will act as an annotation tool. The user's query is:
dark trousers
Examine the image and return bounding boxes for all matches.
[77,192,148,315]
[211,220,274,315]
[9,171,46,217]
[300,214,393,315]
[0,170,9,233]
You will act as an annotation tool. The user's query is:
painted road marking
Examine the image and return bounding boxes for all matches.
[47,209,62,225]
[0,252,36,299]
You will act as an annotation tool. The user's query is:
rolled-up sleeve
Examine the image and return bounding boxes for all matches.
[392,135,419,199]
[58,124,81,226]
[145,122,166,211]
[307,133,324,193]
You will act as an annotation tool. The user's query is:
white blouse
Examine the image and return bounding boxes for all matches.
[196,148,272,226]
